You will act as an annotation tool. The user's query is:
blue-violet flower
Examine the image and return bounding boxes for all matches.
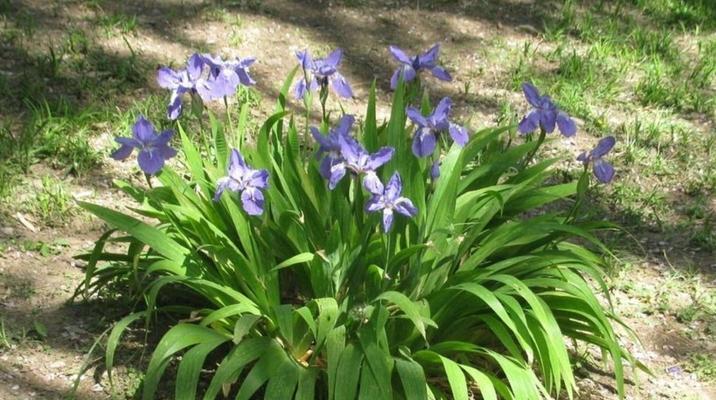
[365,172,418,232]
[214,149,270,216]
[111,116,177,175]
[328,131,394,192]
[406,97,468,157]
[294,49,353,100]
[388,44,451,89]
[518,82,576,137]
[577,136,616,183]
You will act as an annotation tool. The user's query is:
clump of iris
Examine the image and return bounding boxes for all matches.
[157,52,256,120]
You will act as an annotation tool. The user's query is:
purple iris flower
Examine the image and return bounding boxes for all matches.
[430,160,441,180]
[293,49,353,100]
[577,136,616,183]
[111,116,177,175]
[156,53,206,120]
[311,115,354,179]
[199,54,257,100]
[518,83,576,137]
[328,133,394,192]
[214,149,270,216]
[365,172,418,232]
[406,97,468,158]
[388,44,452,89]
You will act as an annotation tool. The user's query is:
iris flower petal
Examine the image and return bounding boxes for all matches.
[418,44,440,67]
[157,67,181,89]
[137,150,165,175]
[593,159,615,183]
[556,111,576,137]
[518,110,540,134]
[389,45,412,64]
[591,136,616,158]
[366,147,394,170]
[395,198,418,217]
[330,72,354,98]
[111,143,135,161]
[522,82,542,108]
[412,129,437,158]
[430,66,452,81]
[540,110,557,133]
[241,187,265,215]
[382,208,395,232]
[449,123,469,146]
[406,107,428,127]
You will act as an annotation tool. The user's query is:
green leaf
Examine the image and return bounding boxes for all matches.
[106,311,146,385]
[395,357,428,400]
[263,359,299,399]
[233,314,262,344]
[210,112,229,173]
[334,344,363,400]
[357,330,393,398]
[326,326,346,400]
[236,341,287,400]
[460,365,497,400]
[78,201,188,264]
[375,291,436,339]
[175,338,229,400]
[271,252,315,272]
[295,367,318,400]
[313,298,339,349]
[143,324,228,400]
[33,321,47,338]
[440,355,469,400]
[203,338,271,400]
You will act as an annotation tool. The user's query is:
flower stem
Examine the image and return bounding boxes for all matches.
[319,82,329,124]
[144,173,153,189]
[521,127,546,169]
[567,165,590,223]
[224,96,236,149]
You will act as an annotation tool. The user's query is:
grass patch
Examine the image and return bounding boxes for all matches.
[508,0,716,247]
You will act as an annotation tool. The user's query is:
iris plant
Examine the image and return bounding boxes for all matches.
[156,54,206,120]
[111,116,177,175]
[214,149,270,215]
[388,44,451,89]
[157,53,257,119]
[518,83,576,137]
[311,115,354,179]
[294,49,353,100]
[199,54,256,100]
[578,136,616,183]
[365,172,418,232]
[312,116,393,191]
[406,97,468,158]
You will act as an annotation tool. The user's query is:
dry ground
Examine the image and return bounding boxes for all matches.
[1,0,714,399]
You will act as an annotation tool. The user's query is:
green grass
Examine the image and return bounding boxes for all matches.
[687,354,716,381]
[27,176,76,226]
[507,0,716,247]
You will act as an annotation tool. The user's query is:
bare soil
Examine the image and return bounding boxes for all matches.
[1,0,715,399]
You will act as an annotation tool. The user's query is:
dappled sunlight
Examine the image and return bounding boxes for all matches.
[0,1,714,399]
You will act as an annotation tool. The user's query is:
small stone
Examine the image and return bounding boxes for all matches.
[665,365,683,376]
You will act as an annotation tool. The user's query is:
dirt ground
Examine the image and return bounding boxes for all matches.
[1,0,715,399]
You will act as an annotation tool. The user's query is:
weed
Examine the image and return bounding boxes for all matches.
[0,318,10,348]
[18,238,70,257]
[25,176,75,226]
[687,354,716,381]
[98,12,138,37]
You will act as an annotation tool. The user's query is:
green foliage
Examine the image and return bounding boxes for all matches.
[77,77,640,399]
